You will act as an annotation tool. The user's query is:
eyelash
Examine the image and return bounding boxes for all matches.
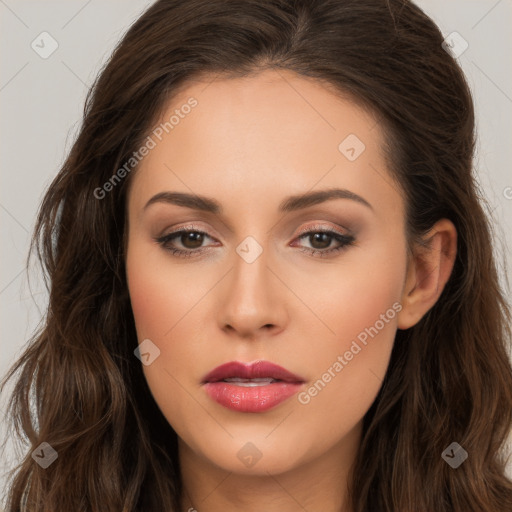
[154,224,356,259]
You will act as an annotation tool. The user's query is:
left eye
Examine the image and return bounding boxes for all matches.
[294,230,354,253]
[291,228,355,257]
[155,228,355,258]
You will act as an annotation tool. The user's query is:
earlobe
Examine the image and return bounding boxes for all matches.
[397,219,457,330]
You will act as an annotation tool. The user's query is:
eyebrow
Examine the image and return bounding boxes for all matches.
[143,188,373,213]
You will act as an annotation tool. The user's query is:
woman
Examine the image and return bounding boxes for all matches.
[2,0,512,510]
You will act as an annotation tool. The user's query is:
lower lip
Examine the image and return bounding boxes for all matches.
[203,381,304,412]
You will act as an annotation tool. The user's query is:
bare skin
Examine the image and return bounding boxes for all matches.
[125,69,457,512]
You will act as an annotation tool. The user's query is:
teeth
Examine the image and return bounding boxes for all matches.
[222,377,277,387]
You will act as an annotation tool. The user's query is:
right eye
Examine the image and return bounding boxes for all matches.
[155,228,218,258]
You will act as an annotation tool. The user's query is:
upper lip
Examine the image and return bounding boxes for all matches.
[201,360,305,384]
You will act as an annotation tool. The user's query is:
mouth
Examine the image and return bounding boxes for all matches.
[201,360,305,384]
[217,377,282,387]
[201,360,305,413]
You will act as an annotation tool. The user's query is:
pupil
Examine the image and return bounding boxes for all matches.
[182,232,203,248]
[311,233,331,249]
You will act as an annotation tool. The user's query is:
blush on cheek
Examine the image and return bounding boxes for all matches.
[329,285,402,392]
[127,277,158,338]
[126,244,177,335]
[127,239,218,324]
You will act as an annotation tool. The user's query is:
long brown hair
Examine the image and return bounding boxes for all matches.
[2,0,511,510]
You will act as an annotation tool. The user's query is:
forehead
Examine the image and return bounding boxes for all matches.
[127,69,401,219]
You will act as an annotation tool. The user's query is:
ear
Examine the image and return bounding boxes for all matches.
[397,218,457,330]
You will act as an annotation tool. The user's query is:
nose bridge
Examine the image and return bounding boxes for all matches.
[218,235,286,335]
[232,241,268,300]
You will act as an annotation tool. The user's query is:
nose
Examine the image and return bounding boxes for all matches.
[217,246,288,339]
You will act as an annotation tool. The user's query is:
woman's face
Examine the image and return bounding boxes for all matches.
[125,69,410,476]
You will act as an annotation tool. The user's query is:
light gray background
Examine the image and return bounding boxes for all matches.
[1,0,511,499]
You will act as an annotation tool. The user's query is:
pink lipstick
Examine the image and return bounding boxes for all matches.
[201,360,305,413]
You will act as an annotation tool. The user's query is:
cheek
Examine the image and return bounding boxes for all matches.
[127,266,174,337]
[126,236,220,371]
[126,238,203,340]
[293,300,400,450]
[290,229,406,355]
[292,239,406,433]
[126,241,206,428]
[126,238,188,385]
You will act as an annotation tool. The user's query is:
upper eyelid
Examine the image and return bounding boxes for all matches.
[295,223,349,237]
[163,223,348,240]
